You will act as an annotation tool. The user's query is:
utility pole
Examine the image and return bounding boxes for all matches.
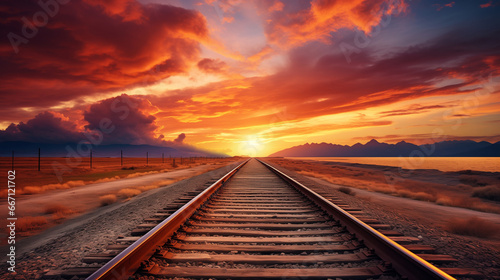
[38,148,41,171]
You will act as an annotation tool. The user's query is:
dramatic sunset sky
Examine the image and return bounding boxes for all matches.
[1,0,499,156]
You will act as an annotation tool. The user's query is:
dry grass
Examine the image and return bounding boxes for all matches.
[338,186,355,196]
[16,216,48,232]
[99,194,117,206]
[0,156,238,199]
[117,188,142,198]
[21,186,44,195]
[135,179,174,192]
[20,180,85,195]
[44,203,72,214]
[458,174,495,187]
[445,216,500,238]
[472,186,500,202]
[43,203,75,221]
[271,158,500,214]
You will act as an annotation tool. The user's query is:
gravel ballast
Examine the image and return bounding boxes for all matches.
[0,161,242,280]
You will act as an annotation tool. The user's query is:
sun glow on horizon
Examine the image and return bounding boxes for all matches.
[237,136,265,157]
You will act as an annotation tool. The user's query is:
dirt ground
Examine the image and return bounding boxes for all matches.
[264,158,500,279]
[1,158,499,279]
[1,163,228,218]
[267,158,500,214]
[0,157,235,196]
[0,160,243,280]
[0,158,239,242]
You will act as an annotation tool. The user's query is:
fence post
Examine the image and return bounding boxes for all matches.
[121,150,123,166]
[38,147,41,171]
[146,152,149,166]
[90,149,93,169]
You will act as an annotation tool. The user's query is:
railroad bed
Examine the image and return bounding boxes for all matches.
[141,159,392,279]
[64,159,480,280]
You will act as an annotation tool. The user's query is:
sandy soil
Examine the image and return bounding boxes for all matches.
[0,160,242,280]
[0,156,210,191]
[0,163,224,218]
[264,159,500,279]
[267,157,500,214]
[308,176,500,226]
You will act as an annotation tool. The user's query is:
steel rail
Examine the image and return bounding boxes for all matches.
[87,159,250,280]
[258,158,456,280]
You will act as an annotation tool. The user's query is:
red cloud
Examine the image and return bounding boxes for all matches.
[0,94,187,146]
[145,26,500,135]
[258,0,408,48]
[0,0,208,110]
[174,133,186,144]
[84,94,163,145]
[197,58,228,73]
[379,104,450,117]
[480,1,492,8]
[0,111,82,143]
[434,1,455,11]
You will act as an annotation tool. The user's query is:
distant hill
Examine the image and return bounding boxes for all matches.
[269,139,500,157]
[0,141,227,158]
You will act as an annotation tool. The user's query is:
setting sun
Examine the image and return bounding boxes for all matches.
[238,136,265,157]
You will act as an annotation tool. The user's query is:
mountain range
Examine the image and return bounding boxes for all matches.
[0,141,226,158]
[269,139,500,157]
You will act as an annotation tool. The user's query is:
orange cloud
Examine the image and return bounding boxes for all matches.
[197,58,228,73]
[261,0,408,48]
[0,0,209,110]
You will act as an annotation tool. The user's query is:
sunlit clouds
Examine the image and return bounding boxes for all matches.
[1,0,499,156]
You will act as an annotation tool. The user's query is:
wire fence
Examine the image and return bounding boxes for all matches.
[1,149,223,171]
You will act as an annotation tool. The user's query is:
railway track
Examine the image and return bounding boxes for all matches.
[61,158,479,279]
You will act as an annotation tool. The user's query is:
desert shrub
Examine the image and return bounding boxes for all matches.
[121,166,136,170]
[445,216,500,238]
[396,190,413,198]
[44,204,72,214]
[412,192,435,202]
[117,188,142,198]
[137,184,159,192]
[436,196,453,206]
[469,203,500,214]
[99,194,117,206]
[66,180,85,188]
[22,186,43,195]
[459,175,488,187]
[21,181,86,196]
[472,186,500,202]
[396,190,435,202]
[17,216,48,232]
[338,186,355,196]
